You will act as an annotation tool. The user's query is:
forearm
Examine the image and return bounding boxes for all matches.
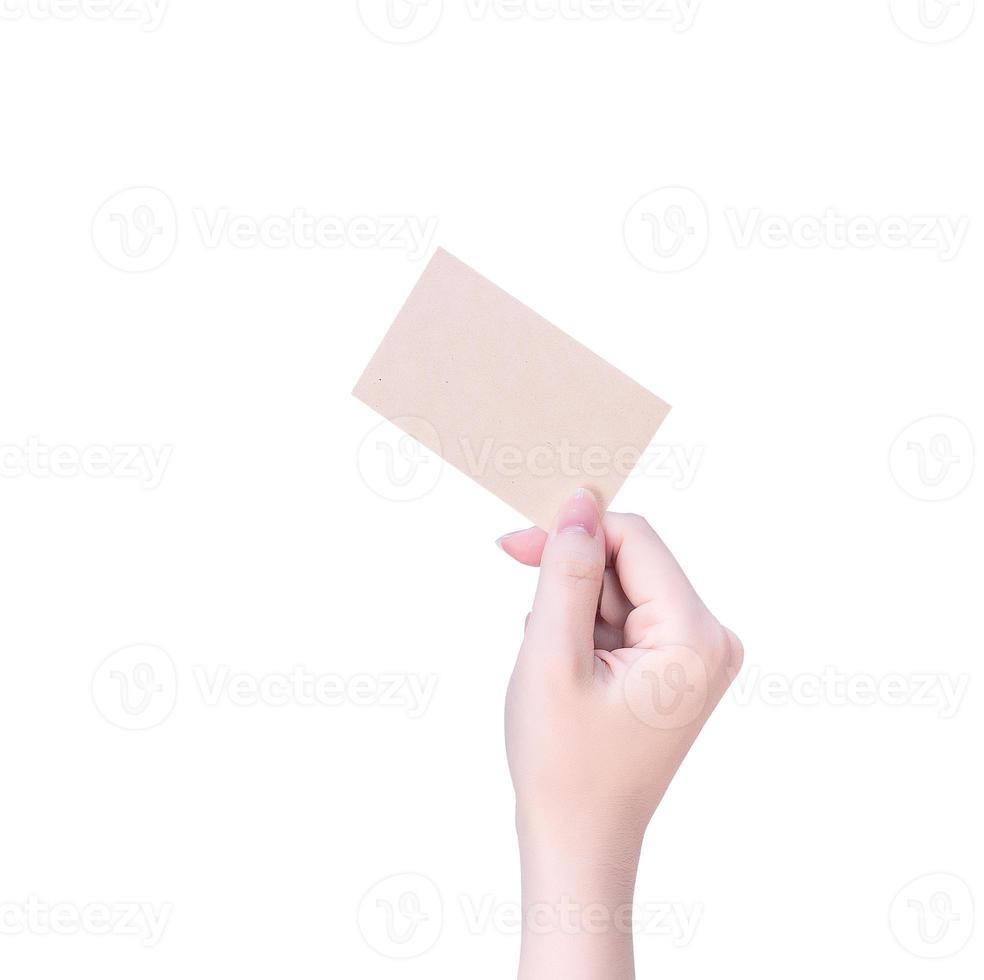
[503,498,741,979]
[516,821,643,980]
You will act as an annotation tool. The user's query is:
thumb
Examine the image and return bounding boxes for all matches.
[522,489,605,674]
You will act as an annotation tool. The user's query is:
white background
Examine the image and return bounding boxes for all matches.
[1,1,981,977]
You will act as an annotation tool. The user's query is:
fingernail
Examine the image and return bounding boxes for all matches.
[556,488,598,536]
[495,530,524,551]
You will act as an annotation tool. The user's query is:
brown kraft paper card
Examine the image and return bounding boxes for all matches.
[353,248,671,529]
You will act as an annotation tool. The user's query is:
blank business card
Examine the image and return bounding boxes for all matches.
[353,248,671,529]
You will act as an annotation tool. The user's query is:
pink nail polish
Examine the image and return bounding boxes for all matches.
[556,488,598,536]
[495,530,525,551]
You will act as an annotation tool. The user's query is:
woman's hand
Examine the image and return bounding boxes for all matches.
[500,489,743,979]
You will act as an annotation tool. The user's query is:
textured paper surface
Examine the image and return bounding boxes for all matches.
[353,248,671,529]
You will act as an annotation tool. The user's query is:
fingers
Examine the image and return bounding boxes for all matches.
[593,617,624,652]
[599,567,633,629]
[521,489,605,676]
[499,512,704,651]
[496,527,547,566]
[497,513,696,615]
[603,514,700,614]
[500,531,632,631]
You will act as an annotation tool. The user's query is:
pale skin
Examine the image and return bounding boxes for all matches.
[499,489,743,980]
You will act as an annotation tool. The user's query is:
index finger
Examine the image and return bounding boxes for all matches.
[498,513,701,612]
[603,513,701,614]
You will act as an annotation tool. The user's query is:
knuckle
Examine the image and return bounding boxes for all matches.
[550,554,604,587]
[717,624,744,677]
[618,513,652,535]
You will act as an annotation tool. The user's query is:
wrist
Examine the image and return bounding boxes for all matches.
[515,800,648,869]
[515,811,643,980]
[518,832,642,913]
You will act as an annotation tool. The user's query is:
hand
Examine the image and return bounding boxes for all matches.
[500,489,743,980]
